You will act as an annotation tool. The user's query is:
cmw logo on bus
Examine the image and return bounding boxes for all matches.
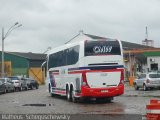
[93,46,113,53]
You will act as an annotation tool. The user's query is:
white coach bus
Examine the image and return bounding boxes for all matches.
[46,38,124,102]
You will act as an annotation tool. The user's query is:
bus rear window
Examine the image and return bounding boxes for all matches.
[85,40,121,56]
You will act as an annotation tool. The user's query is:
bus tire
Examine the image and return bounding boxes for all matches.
[66,86,71,101]
[71,90,78,103]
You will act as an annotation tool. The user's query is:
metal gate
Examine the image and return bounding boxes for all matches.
[29,67,45,84]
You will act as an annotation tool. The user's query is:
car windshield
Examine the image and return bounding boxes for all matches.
[9,77,19,80]
[139,74,146,79]
[0,79,5,83]
[149,74,160,78]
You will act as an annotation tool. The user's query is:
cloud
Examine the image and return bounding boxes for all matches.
[0,0,160,53]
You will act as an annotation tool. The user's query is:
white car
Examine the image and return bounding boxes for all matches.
[134,72,160,91]
[8,76,28,91]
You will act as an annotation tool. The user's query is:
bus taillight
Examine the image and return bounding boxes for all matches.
[82,82,87,86]
[82,73,89,87]
[120,70,124,84]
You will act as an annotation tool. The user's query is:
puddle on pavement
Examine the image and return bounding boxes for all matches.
[22,103,54,107]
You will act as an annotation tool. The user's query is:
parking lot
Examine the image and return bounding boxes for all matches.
[0,84,160,120]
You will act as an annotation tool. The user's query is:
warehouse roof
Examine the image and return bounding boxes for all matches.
[121,41,153,50]
[8,52,46,60]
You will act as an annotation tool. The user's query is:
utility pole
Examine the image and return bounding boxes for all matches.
[1,23,22,77]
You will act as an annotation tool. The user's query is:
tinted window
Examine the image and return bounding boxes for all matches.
[149,74,160,78]
[49,51,64,68]
[66,46,79,65]
[8,77,19,80]
[0,79,5,83]
[48,45,79,68]
[85,40,121,56]
[139,74,146,79]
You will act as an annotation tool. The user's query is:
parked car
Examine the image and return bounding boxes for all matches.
[8,76,28,91]
[22,78,39,90]
[0,78,15,93]
[0,81,6,94]
[134,72,160,91]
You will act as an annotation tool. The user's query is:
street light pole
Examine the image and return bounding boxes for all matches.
[1,23,22,77]
[2,28,4,77]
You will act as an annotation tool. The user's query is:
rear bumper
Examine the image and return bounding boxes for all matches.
[13,83,21,88]
[146,84,160,88]
[76,84,124,98]
[28,83,39,88]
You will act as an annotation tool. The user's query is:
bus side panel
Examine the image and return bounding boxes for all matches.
[49,70,82,96]
[62,73,82,92]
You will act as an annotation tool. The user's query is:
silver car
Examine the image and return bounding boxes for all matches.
[8,76,28,91]
[134,72,160,91]
[0,78,15,93]
[0,81,6,94]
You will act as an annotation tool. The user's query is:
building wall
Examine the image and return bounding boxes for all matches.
[1,52,45,84]
[0,52,29,76]
[147,57,160,71]
[141,64,148,72]
[29,60,44,67]
[12,68,28,77]
[144,52,160,72]
[4,53,28,68]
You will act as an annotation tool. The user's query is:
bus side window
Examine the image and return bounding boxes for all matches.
[67,46,79,65]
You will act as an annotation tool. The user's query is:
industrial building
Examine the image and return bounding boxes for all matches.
[0,52,46,84]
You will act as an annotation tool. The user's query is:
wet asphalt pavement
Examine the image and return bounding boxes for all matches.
[0,85,159,120]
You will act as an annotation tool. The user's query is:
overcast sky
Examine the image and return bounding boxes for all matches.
[0,0,160,53]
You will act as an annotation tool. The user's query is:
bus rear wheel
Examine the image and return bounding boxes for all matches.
[71,90,78,103]
[66,87,71,101]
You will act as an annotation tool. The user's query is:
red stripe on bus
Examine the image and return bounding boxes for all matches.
[55,90,66,95]
[68,69,123,74]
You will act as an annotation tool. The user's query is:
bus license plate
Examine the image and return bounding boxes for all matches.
[101,90,108,93]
